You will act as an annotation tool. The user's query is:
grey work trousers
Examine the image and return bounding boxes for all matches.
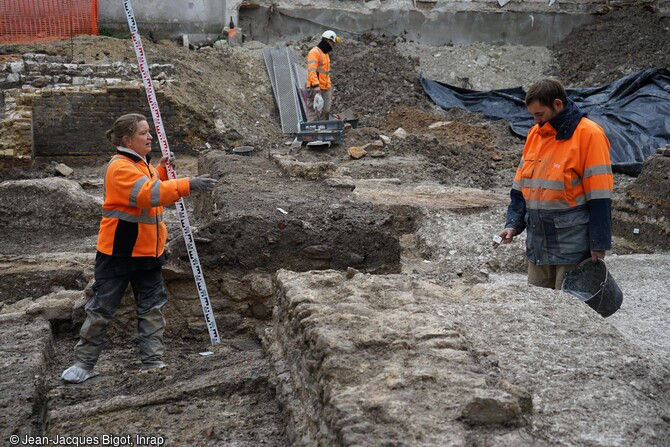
[73,266,168,370]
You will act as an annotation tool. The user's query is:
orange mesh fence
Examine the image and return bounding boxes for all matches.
[1,0,99,45]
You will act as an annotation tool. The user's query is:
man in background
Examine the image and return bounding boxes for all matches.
[306,30,340,121]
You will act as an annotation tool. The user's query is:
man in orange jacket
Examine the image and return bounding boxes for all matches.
[62,113,217,383]
[306,30,340,121]
[495,79,614,289]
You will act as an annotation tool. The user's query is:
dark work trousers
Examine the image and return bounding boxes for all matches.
[73,265,168,370]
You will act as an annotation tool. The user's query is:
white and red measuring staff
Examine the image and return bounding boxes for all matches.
[122,0,220,345]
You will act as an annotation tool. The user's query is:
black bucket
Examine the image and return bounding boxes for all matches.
[561,259,623,318]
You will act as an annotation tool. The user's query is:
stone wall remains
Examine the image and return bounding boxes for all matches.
[31,86,181,157]
[0,53,191,167]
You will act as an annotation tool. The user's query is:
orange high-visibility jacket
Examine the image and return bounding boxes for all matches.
[306,46,331,90]
[509,116,613,265]
[514,118,613,210]
[96,151,191,258]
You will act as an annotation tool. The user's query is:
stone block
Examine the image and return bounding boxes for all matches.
[9,61,25,73]
[459,389,523,426]
[6,72,20,83]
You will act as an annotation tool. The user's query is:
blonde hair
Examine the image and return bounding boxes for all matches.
[105,113,147,147]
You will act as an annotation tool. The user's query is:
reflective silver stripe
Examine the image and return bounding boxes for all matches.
[316,69,330,75]
[307,68,317,73]
[572,177,582,188]
[129,177,149,208]
[307,59,318,64]
[151,180,161,207]
[102,156,127,201]
[512,181,521,191]
[584,164,612,178]
[102,209,163,224]
[585,189,613,200]
[520,178,564,190]
[575,195,587,205]
[526,200,572,210]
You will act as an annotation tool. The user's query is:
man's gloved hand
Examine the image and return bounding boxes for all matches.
[309,86,321,98]
[160,151,175,168]
[189,174,217,192]
[313,93,324,112]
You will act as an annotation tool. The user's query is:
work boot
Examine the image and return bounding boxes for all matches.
[137,304,166,368]
[140,360,168,371]
[61,365,99,383]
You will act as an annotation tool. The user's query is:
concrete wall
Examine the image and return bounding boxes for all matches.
[97,0,669,46]
[240,7,596,46]
[98,0,231,40]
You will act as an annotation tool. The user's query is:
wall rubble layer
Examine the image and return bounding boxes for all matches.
[266,269,670,446]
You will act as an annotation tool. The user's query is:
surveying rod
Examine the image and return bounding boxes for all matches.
[122,0,221,345]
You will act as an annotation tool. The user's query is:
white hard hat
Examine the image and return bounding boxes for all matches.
[321,30,341,43]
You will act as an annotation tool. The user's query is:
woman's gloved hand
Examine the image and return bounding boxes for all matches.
[189,174,217,192]
[160,151,175,168]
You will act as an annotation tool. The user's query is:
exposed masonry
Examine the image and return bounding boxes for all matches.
[0,53,175,90]
[0,54,177,168]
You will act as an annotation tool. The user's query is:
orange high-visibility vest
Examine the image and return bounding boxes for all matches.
[96,152,190,258]
[306,46,331,90]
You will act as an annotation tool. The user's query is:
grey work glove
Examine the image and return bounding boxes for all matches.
[189,174,217,192]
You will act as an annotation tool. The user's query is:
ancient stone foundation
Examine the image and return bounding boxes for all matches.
[265,269,670,446]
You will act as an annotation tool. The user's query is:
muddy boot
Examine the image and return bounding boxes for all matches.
[61,365,99,383]
[137,304,167,369]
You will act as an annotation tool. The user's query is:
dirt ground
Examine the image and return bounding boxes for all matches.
[1,5,669,446]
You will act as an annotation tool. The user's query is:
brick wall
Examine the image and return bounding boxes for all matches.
[31,85,188,157]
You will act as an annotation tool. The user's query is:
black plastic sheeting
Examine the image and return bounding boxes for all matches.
[420,68,670,175]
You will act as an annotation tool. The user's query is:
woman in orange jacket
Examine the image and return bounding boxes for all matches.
[62,113,217,383]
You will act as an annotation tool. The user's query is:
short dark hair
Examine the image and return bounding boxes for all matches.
[525,79,567,108]
[105,113,147,147]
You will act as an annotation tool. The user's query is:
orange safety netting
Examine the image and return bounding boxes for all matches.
[0,0,98,45]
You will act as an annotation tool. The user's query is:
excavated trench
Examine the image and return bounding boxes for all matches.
[0,150,428,445]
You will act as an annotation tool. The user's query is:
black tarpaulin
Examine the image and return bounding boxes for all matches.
[420,68,670,175]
